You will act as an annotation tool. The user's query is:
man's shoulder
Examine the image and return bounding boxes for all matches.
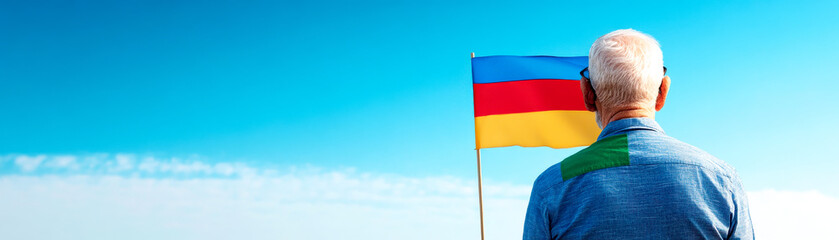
[531,162,563,197]
[532,131,739,195]
[627,131,737,178]
[532,134,631,195]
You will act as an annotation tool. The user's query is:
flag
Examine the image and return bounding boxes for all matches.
[471,55,601,149]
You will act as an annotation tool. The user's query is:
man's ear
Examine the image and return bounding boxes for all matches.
[581,77,597,112]
[655,76,671,111]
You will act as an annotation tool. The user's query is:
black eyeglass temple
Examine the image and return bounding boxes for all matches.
[581,66,667,78]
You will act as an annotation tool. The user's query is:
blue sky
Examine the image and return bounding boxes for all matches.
[2,0,839,239]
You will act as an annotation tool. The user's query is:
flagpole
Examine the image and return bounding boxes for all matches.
[471,52,486,240]
[476,148,486,240]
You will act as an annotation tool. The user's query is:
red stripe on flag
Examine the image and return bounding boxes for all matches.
[473,79,587,117]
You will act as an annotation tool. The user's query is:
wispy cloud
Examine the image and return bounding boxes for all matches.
[749,189,839,239]
[43,155,79,170]
[0,154,835,240]
[13,155,46,172]
[0,154,527,240]
[2,153,258,177]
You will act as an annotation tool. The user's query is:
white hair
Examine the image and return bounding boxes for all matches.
[588,29,664,110]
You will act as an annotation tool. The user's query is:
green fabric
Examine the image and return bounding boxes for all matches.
[561,134,629,181]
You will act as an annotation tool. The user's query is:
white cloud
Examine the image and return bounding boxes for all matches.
[133,157,256,176]
[45,155,79,170]
[109,153,135,172]
[0,169,526,240]
[0,154,836,240]
[4,154,258,177]
[749,189,839,240]
[14,155,46,172]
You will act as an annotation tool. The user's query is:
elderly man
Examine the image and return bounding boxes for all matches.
[522,29,753,239]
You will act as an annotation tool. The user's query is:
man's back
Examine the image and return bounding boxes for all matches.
[523,118,753,239]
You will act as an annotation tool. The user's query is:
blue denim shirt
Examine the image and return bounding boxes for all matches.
[523,118,753,239]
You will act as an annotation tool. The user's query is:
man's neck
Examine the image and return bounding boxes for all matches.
[599,108,655,128]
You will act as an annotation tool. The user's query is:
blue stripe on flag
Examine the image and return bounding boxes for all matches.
[471,56,588,84]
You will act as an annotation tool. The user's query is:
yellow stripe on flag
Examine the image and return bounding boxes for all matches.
[475,110,600,149]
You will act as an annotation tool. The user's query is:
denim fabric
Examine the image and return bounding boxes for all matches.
[523,118,753,240]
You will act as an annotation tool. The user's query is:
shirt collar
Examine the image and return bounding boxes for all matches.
[597,117,665,141]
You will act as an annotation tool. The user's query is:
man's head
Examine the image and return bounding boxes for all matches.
[582,29,671,128]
